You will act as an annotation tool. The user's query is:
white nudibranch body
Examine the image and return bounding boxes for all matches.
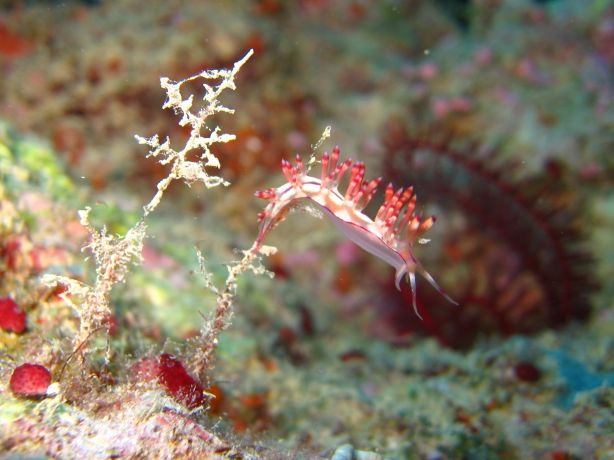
[254,146,457,318]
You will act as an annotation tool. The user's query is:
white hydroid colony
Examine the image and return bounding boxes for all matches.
[255,147,457,318]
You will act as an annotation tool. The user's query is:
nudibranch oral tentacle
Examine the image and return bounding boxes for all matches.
[255,147,457,317]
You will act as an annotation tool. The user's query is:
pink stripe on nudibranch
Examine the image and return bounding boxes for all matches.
[254,147,457,318]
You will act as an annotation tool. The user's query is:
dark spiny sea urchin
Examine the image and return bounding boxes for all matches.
[376,121,595,348]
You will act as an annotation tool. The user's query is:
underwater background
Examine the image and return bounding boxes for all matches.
[0,0,613,458]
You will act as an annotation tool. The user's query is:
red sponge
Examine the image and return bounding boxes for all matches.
[9,363,52,398]
[158,354,207,410]
[131,354,208,410]
[0,297,26,333]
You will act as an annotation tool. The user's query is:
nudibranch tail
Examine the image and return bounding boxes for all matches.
[395,260,458,320]
[409,270,420,320]
[255,147,456,318]
[418,265,459,307]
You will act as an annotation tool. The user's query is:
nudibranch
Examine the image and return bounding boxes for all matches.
[254,146,457,318]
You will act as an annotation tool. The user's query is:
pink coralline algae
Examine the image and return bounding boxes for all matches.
[9,364,52,398]
[0,297,26,333]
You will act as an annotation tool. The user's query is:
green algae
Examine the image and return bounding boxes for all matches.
[0,123,77,204]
